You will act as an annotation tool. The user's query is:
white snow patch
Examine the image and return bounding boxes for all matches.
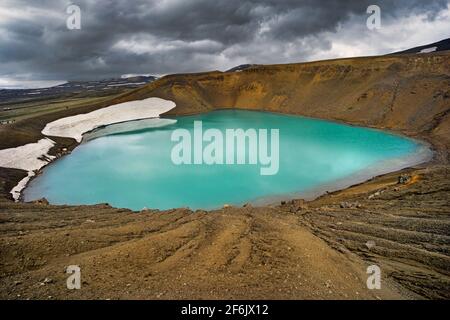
[121,73,152,79]
[419,46,438,53]
[107,82,146,87]
[0,138,55,201]
[1,97,176,201]
[42,97,176,142]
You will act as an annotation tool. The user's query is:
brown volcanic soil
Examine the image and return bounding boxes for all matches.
[0,51,449,299]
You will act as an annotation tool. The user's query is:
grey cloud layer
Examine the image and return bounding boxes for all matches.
[0,0,448,81]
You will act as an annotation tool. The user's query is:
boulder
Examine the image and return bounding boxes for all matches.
[289,199,308,212]
[340,201,361,209]
[33,198,49,205]
[398,174,412,185]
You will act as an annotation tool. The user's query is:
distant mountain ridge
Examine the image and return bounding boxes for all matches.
[225,64,260,72]
[391,38,450,54]
[0,75,157,104]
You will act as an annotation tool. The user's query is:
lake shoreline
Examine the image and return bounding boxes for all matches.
[0,97,176,201]
[21,109,435,210]
[253,141,433,207]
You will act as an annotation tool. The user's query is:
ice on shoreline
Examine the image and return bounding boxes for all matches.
[42,97,176,142]
[83,118,177,142]
[0,138,55,200]
[1,97,176,200]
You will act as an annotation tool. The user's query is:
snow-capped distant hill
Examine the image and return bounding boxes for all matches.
[392,38,450,55]
[225,64,259,72]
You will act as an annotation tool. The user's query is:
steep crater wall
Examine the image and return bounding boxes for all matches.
[128,52,450,160]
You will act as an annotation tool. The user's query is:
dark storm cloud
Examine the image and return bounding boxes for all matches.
[0,0,449,83]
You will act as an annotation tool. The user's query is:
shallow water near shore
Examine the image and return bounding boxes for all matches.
[24,110,430,210]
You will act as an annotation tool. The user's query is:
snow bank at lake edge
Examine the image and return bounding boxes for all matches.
[0,138,55,200]
[1,97,176,200]
[42,97,176,142]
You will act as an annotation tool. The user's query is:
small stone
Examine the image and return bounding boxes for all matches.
[33,198,49,205]
[365,240,376,249]
[43,277,53,284]
[340,202,351,208]
[368,191,381,199]
[398,174,412,185]
[290,199,307,212]
[339,201,361,209]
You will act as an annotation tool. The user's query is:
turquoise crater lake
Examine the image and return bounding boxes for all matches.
[24,110,430,210]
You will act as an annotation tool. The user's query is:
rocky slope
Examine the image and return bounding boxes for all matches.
[0,165,448,299]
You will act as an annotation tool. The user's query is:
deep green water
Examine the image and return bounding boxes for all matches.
[24,110,429,210]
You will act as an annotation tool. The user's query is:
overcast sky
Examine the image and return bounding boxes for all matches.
[0,0,449,88]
